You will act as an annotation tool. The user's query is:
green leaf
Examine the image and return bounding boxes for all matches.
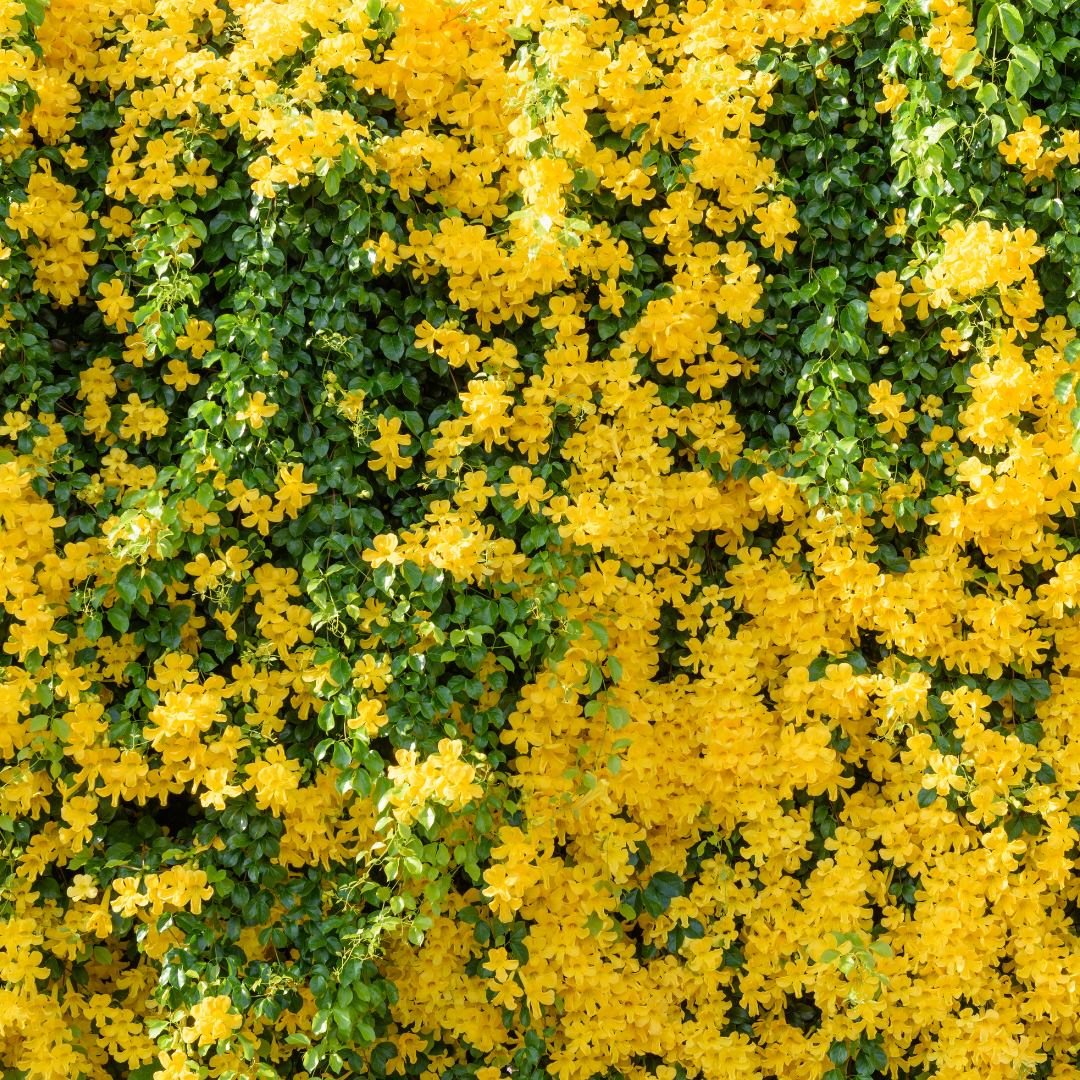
[22,0,47,25]
[1016,721,1044,745]
[641,870,683,917]
[587,620,609,648]
[998,3,1024,44]
[401,560,423,591]
[923,118,957,145]
[1005,58,1030,98]
[506,25,532,39]
[1009,679,1032,702]
[1052,36,1080,61]
[861,1041,888,1072]
[606,704,631,729]
[607,656,623,683]
[381,334,405,362]
[1055,375,1075,403]
[839,300,868,334]
[1010,43,1041,78]
[1027,678,1051,701]
[800,319,833,353]
[952,50,978,80]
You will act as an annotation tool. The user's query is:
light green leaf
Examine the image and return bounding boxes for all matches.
[1005,58,1030,99]
[923,118,957,145]
[1011,43,1041,78]
[952,50,978,80]
[998,2,1024,44]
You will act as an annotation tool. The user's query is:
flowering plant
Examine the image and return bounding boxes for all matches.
[4,0,1080,1079]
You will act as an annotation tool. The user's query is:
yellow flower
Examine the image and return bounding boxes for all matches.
[185,552,226,591]
[243,745,302,814]
[455,469,496,511]
[482,946,519,982]
[222,546,253,580]
[61,144,88,169]
[884,208,907,238]
[0,411,31,438]
[867,271,905,335]
[875,81,909,115]
[920,424,953,454]
[274,464,318,518]
[752,195,799,259]
[368,415,414,480]
[180,498,219,535]
[939,327,970,356]
[920,394,944,418]
[182,996,242,1047]
[236,391,279,430]
[175,319,213,358]
[101,205,134,240]
[66,873,99,900]
[95,279,135,333]
[597,278,626,316]
[154,1050,196,1080]
[163,359,200,391]
[363,533,405,568]
[499,466,551,513]
[868,379,915,438]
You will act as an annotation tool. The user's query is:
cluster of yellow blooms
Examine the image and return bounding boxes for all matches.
[869,222,1048,339]
[999,116,1080,186]
[921,0,980,86]
[5,0,1080,1078]
[5,164,98,304]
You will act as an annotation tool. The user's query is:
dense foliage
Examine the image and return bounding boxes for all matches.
[5,0,1080,1078]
